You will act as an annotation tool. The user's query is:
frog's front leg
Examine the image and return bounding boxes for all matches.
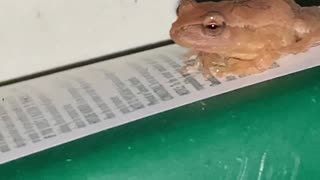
[180,52,226,79]
[198,53,227,79]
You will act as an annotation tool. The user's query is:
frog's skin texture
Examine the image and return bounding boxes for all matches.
[170,0,320,78]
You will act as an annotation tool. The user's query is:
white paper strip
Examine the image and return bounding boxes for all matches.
[0,44,319,164]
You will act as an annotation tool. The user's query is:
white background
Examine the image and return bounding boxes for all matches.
[0,0,178,82]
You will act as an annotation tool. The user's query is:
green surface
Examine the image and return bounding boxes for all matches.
[1,66,320,179]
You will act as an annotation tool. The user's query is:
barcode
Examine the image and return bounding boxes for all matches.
[7,97,41,143]
[0,105,26,148]
[161,55,204,91]
[226,76,237,81]
[207,77,221,86]
[183,76,204,90]
[128,77,159,106]
[129,63,173,101]
[63,104,86,129]
[149,60,190,96]
[0,132,10,153]
[110,96,131,114]
[76,79,116,119]
[66,86,101,124]
[38,93,71,133]
[82,112,101,125]
[105,72,145,110]
[18,94,56,139]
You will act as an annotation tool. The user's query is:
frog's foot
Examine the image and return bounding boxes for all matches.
[284,40,311,54]
[180,60,201,76]
[179,50,201,76]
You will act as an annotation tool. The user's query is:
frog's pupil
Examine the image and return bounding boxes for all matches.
[207,24,218,30]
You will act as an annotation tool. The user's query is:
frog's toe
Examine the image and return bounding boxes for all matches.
[200,65,215,79]
[180,64,199,76]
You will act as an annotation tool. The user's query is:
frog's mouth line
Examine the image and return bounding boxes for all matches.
[170,25,230,51]
[174,24,202,33]
[173,24,217,39]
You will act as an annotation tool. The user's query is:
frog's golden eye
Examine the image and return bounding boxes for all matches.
[202,11,225,36]
[203,22,225,36]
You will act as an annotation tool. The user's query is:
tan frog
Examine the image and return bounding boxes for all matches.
[170,0,320,78]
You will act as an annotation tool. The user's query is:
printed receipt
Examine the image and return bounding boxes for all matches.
[0,44,320,164]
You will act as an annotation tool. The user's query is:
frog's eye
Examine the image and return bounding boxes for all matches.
[205,24,221,30]
[202,12,225,36]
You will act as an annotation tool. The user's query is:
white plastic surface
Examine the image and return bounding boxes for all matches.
[0,0,178,82]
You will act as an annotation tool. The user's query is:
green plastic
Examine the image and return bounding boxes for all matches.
[1,65,320,179]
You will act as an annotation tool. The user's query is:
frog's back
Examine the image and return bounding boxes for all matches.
[222,0,297,29]
[298,6,320,28]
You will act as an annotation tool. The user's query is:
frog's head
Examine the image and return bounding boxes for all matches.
[170,0,296,54]
[170,0,233,53]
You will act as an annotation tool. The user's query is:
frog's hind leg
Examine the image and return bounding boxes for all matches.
[214,52,281,77]
[287,27,320,54]
[287,7,320,53]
